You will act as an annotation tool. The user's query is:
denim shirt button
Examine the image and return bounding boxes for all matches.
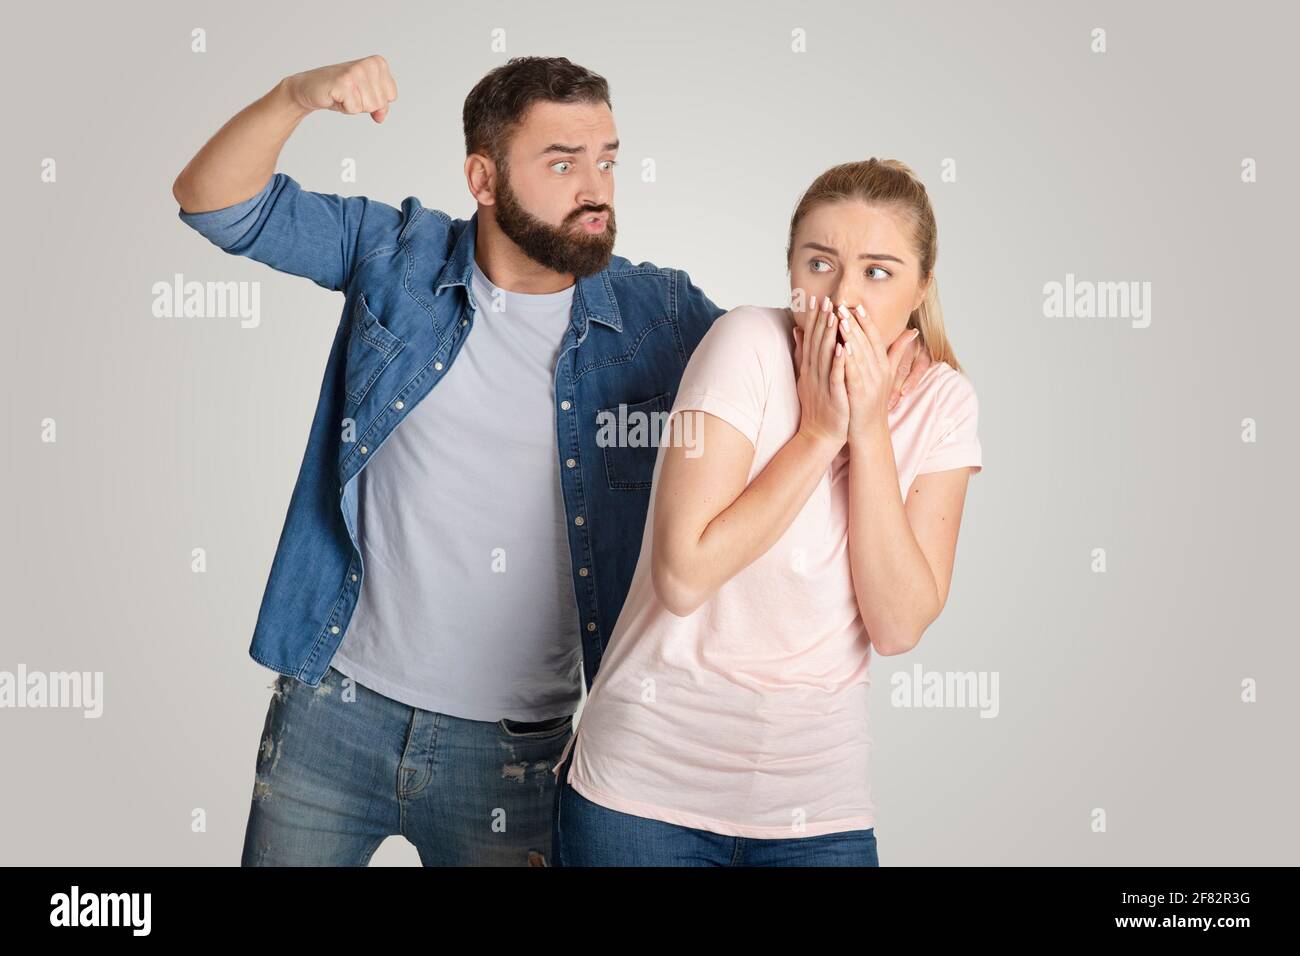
[574,515,584,526]
[394,400,404,410]
[578,567,588,577]
[565,458,576,468]
[586,622,597,632]
[359,446,368,455]
[560,400,571,410]
[434,361,444,371]
[330,625,340,635]
[351,573,358,582]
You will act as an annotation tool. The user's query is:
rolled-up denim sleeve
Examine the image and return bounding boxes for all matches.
[176,172,403,293]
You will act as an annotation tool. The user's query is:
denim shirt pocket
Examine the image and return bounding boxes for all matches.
[599,391,672,490]
[344,291,404,406]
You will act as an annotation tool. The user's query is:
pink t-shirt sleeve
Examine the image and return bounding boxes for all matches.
[670,308,776,448]
[917,371,983,475]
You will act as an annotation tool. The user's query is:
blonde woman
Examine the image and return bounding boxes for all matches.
[552,159,983,866]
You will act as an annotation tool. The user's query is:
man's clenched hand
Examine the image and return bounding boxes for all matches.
[285,55,399,123]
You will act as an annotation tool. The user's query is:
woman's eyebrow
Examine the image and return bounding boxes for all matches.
[800,241,905,264]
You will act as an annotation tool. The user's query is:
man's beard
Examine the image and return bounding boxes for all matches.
[492,169,616,278]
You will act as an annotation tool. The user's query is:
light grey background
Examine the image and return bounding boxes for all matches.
[2,0,1296,865]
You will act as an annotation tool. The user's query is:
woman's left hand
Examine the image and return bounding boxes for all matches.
[836,303,919,440]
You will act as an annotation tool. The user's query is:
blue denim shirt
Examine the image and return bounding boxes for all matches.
[178,173,726,691]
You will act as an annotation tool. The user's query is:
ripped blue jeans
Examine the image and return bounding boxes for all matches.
[241,666,572,866]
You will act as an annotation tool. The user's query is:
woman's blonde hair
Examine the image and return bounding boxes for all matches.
[786,158,961,372]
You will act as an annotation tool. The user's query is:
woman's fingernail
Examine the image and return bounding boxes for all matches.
[855,305,866,318]
[840,318,850,332]
[845,342,853,355]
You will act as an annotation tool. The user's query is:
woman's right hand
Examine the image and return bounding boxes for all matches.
[790,294,850,453]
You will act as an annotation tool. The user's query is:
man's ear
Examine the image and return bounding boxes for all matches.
[464,153,497,206]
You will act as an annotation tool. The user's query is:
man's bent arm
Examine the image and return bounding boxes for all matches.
[172,78,312,213]
[173,56,397,212]
[171,57,403,294]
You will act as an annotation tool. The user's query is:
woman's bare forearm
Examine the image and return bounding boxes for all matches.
[846,423,940,654]
[654,427,840,615]
[172,77,312,213]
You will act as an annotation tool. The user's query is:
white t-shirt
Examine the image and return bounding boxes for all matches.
[332,261,583,722]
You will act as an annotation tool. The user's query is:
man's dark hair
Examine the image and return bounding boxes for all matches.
[462,57,612,171]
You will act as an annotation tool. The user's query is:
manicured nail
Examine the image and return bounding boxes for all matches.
[845,342,853,355]
[835,342,843,356]
[822,297,832,312]
[840,318,850,333]
[837,304,851,320]
[855,305,866,318]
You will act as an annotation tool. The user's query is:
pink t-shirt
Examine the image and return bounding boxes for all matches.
[554,304,982,838]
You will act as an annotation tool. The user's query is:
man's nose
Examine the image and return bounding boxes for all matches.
[575,165,610,209]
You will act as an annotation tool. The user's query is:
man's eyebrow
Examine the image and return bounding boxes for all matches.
[800,241,905,264]
[538,139,620,157]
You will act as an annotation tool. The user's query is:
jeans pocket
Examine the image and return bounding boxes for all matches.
[497,713,573,739]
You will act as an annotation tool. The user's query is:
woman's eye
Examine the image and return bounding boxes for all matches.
[866,265,891,280]
[810,259,830,273]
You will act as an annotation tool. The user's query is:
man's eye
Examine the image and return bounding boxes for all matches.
[551,161,573,173]
[600,160,618,171]
[867,266,891,279]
